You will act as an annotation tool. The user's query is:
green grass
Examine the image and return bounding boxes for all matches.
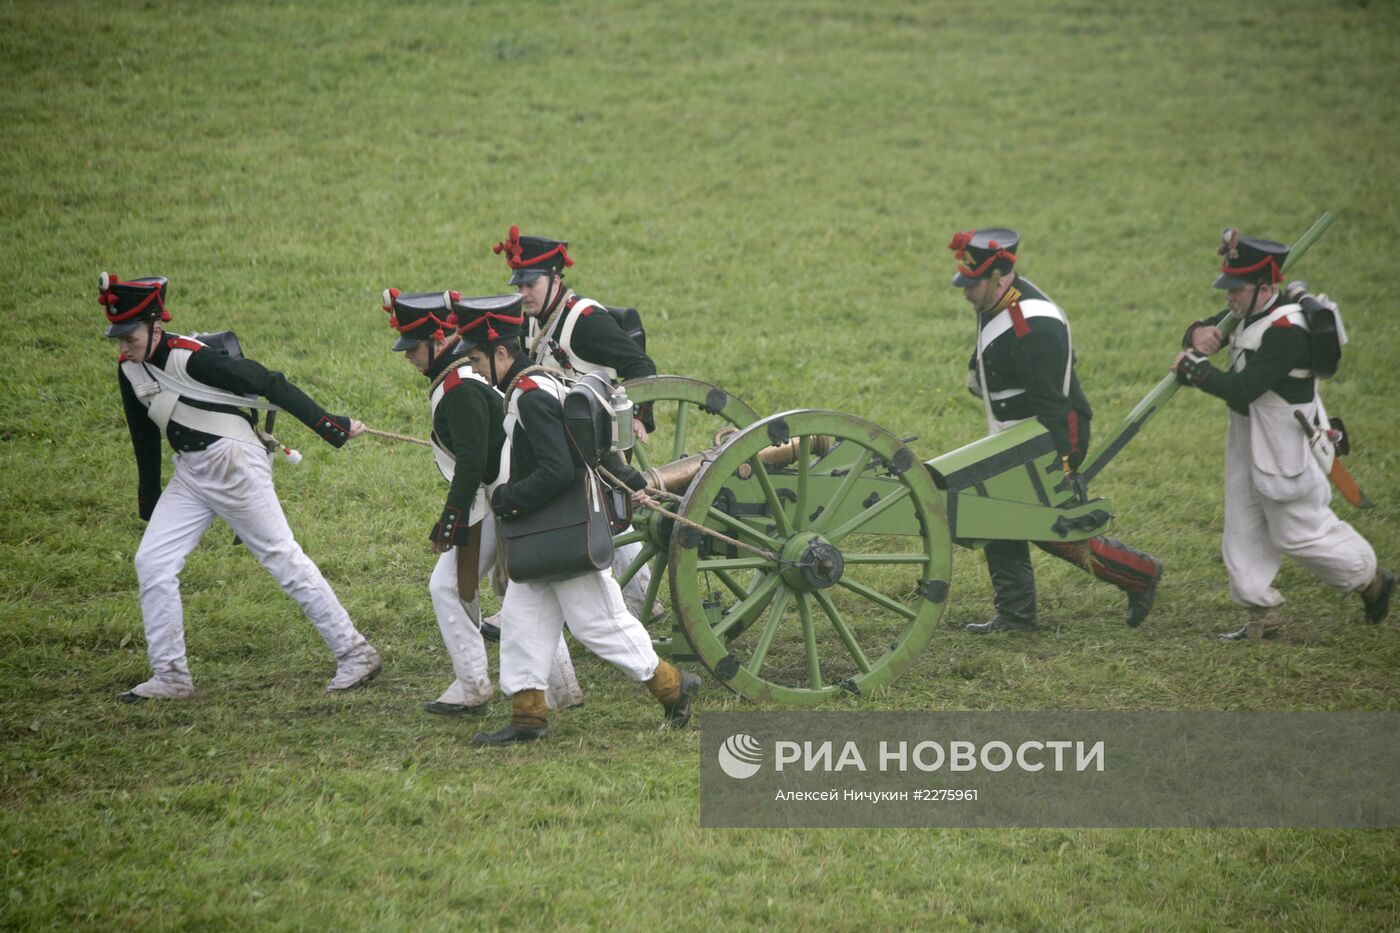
[3,0,1399,928]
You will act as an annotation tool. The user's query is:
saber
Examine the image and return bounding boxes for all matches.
[1081,212,1335,483]
[1293,410,1373,509]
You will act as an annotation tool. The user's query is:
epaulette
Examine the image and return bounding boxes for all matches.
[442,369,464,392]
[1269,317,1293,329]
[166,336,204,352]
[517,376,540,392]
[578,305,595,316]
[1009,302,1030,337]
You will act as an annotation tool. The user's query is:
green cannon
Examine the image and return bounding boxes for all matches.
[612,214,1334,706]
[614,378,1110,705]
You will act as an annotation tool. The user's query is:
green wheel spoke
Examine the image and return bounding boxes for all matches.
[794,435,811,531]
[822,486,910,544]
[712,573,783,639]
[840,552,929,565]
[696,556,773,572]
[612,529,647,548]
[797,593,822,689]
[812,590,871,674]
[836,575,917,621]
[639,550,667,620]
[632,441,653,472]
[747,587,794,676]
[616,543,656,588]
[808,447,873,534]
[749,454,794,538]
[672,400,691,462]
[709,568,752,602]
[703,506,783,549]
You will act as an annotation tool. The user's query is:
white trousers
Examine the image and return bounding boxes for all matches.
[1222,412,1376,608]
[134,438,368,683]
[448,517,582,707]
[499,569,659,695]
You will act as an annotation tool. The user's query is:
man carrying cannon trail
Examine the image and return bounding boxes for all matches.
[1173,229,1393,640]
[490,225,658,623]
[101,272,380,701]
[948,229,1164,634]
[380,288,582,715]
[454,301,699,746]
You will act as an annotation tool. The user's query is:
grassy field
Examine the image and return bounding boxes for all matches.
[3,0,1399,928]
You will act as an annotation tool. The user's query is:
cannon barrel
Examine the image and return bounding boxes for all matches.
[642,433,832,494]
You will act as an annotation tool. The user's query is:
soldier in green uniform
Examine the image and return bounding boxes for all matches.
[948,229,1164,633]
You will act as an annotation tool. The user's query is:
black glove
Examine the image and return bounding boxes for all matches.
[1059,456,1088,504]
[1174,352,1214,387]
[139,497,157,522]
[635,400,656,434]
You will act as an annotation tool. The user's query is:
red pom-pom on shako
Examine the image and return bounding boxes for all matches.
[161,310,171,322]
[948,230,974,256]
[446,313,458,326]
[448,290,461,302]
[493,224,523,260]
[988,239,999,249]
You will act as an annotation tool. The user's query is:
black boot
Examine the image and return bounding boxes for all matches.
[473,689,547,746]
[1126,561,1164,628]
[965,616,1038,634]
[660,670,702,731]
[1361,568,1395,624]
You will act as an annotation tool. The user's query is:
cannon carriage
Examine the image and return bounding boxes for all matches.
[607,215,1338,706]
[613,375,1117,706]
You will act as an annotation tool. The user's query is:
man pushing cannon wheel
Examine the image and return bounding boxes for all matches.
[101,272,380,701]
[455,300,699,746]
[948,229,1165,634]
[1173,229,1393,640]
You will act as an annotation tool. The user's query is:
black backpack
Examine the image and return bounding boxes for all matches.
[1283,282,1342,379]
[604,306,646,353]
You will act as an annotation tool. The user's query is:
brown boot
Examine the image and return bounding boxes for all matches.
[1361,568,1395,624]
[473,688,548,746]
[1220,607,1282,641]
[646,660,702,731]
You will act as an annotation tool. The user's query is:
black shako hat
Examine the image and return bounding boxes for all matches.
[948,229,1020,287]
[453,293,525,350]
[99,272,171,337]
[493,224,574,286]
[1214,228,1288,289]
[382,289,459,351]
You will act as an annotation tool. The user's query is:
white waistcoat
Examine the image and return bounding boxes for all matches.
[429,365,496,526]
[532,295,618,380]
[120,342,262,444]
[974,297,1073,434]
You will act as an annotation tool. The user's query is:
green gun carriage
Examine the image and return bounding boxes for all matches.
[613,375,1120,706]
[612,214,1334,706]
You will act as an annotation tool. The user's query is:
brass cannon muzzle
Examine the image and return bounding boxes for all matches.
[643,432,833,494]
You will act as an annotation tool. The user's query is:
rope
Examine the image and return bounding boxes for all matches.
[362,427,432,447]
[595,463,780,563]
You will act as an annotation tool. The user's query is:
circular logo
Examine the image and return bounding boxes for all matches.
[717,733,763,780]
